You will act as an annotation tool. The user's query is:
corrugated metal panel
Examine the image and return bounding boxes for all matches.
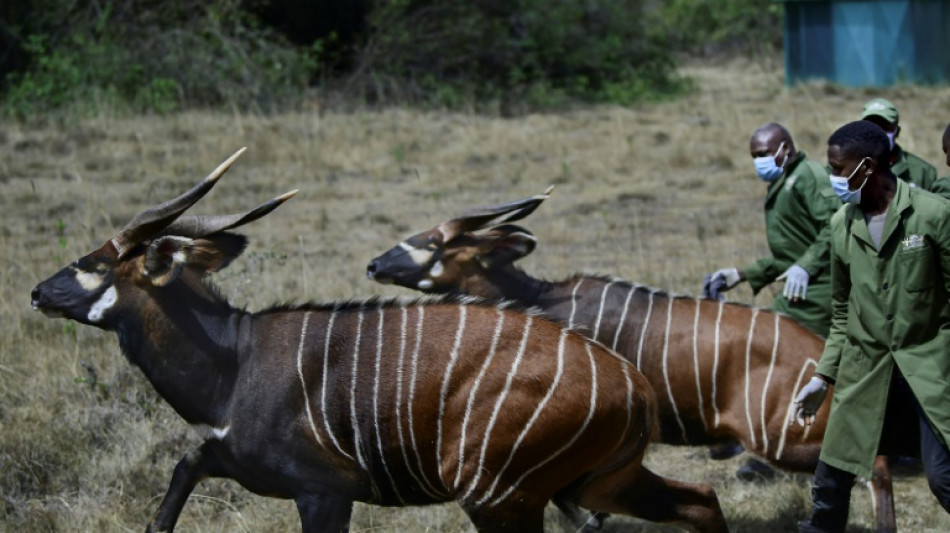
[909,0,950,84]
[782,0,950,86]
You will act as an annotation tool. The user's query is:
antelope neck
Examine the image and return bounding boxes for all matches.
[532,276,638,334]
[482,267,551,307]
[116,281,246,427]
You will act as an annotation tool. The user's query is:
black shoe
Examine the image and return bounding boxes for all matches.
[736,458,777,481]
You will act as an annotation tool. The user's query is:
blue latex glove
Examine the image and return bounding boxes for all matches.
[778,264,809,301]
[701,268,741,301]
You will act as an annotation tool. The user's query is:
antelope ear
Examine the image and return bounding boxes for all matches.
[189,233,248,273]
[144,236,193,286]
[478,226,537,268]
[144,234,248,285]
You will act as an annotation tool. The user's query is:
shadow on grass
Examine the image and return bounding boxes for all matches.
[559,504,876,533]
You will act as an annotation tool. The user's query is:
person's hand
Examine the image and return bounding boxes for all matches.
[778,264,809,301]
[702,268,741,300]
[793,376,829,426]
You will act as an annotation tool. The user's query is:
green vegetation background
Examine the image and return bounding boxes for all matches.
[0,0,783,118]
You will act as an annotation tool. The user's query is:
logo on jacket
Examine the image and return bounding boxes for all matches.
[902,234,925,250]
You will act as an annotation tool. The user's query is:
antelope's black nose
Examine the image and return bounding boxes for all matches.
[366,260,395,285]
[30,285,42,309]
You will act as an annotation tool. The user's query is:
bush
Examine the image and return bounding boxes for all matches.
[346,0,688,111]
[654,0,784,57]
[0,0,322,119]
[1,0,704,116]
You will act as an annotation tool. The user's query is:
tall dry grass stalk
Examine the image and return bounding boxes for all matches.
[3,59,950,532]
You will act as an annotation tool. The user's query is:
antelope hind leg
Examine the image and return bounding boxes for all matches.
[550,495,585,524]
[869,455,896,533]
[576,464,728,533]
[147,443,224,533]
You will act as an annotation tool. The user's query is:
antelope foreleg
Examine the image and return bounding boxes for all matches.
[147,443,223,533]
[578,464,728,533]
[465,500,545,533]
[869,455,896,533]
[295,494,353,533]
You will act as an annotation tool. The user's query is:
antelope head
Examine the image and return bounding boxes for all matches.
[366,188,550,298]
[31,148,297,327]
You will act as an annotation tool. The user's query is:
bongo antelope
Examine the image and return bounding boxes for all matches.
[31,151,728,533]
[366,189,898,532]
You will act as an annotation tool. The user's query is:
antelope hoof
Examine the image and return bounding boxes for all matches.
[708,441,745,460]
[581,511,608,532]
[736,458,777,482]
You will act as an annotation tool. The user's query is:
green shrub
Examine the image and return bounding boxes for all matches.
[654,0,784,57]
[0,0,322,119]
[348,0,688,111]
[2,26,182,118]
[3,0,730,116]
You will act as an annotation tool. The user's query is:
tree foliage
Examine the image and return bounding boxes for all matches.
[655,0,784,57]
[0,0,782,117]
[0,0,322,118]
[348,0,686,111]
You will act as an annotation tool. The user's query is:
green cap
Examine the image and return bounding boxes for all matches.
[861,98,899,125]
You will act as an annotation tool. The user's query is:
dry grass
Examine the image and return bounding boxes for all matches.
[3,59,950,532]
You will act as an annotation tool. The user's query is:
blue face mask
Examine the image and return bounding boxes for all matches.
[753,142,787,183]
[829,157,870,205]
[885,131,896,151]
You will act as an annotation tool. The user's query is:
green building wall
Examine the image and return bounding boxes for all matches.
[782,0,950,86]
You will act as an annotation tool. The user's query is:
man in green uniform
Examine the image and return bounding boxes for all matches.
[936,123,950,199]
[703,122,841,337]
[944,123,950,169]
[944,123,950,168]
[795,121,950,532]
[860,97,943,196]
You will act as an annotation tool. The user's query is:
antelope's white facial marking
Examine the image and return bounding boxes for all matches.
[406,243,435,265]
[73,268,105,291]
[87,286,117,323]
[430,260,444,278]
[418,279,434,289]
[191,424,231,440]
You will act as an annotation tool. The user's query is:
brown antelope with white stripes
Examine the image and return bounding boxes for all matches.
[366,190,898,532]
[30,150,728,533]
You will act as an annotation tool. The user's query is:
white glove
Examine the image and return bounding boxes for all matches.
[793,376,829,426]
[702,268,741,301]
[778,264,809,301]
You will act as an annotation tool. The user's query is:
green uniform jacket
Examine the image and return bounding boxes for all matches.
[817,179,950,479]
[742,152,842,336]
[930,175,950,200]
[893,145,944,199]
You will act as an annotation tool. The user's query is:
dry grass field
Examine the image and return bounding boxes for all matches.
[3,59,950,532]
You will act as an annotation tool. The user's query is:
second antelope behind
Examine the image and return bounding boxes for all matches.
[31,150,727,533]
[367,189,899,533]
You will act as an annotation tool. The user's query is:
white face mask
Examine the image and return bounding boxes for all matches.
[829,157,870,205]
